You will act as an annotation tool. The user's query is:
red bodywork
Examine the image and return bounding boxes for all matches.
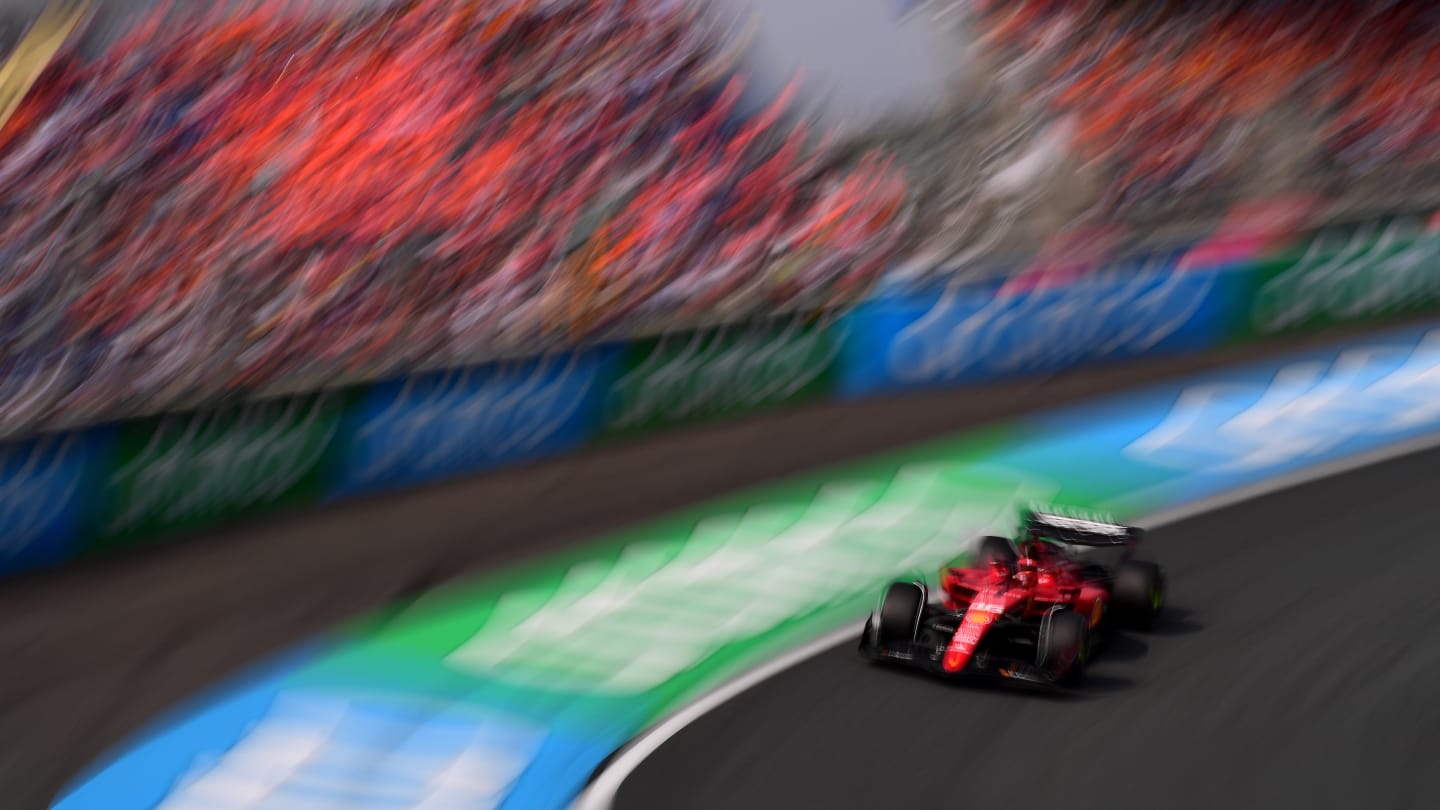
[938,544,1108,674]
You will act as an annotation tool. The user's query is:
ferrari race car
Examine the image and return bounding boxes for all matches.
[858,509,1166,688]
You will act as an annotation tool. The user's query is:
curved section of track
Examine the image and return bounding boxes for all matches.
[0,320,1426,808]
[616,443,1440,810]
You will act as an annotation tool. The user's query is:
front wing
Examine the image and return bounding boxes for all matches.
[860,629,1062,689]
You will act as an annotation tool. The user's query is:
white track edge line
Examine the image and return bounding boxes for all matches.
[570,429,1440,810]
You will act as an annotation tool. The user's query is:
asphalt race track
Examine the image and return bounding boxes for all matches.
[615,443,1440,810]
[1,319,1432,809]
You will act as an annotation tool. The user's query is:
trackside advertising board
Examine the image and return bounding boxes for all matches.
[0,214,1435,579]
[1244,215,1440,337]
[55,321,1440,810]
[600,315,845,437]
[834,256,1249,396]
[329,348,621,499]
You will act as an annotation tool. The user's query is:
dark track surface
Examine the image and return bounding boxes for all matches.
[1,319,1428,809]
[617,442,1440,810]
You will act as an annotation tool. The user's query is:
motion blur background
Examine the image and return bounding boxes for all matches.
[4,1,1440,808]
[0,0,1432,437]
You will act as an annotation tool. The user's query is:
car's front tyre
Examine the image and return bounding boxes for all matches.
[859,581,925,661]
[1038,607,1090,686]
[876,581,925,645]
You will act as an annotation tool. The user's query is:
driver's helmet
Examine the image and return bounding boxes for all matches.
[1014,556,1039,588]
[987,557,1010,583]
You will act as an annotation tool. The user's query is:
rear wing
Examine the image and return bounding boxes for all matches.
[1024,511,1142,546]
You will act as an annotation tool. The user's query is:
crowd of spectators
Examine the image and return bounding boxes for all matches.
[0,0,909,435]
[3,0,1440,437]
[968,0,1440,215]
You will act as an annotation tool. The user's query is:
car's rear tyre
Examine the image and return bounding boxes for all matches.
[1112,560,1165,631]
[1038,608,1089,685]
[877,582,925,645]
[976,535,1017,567]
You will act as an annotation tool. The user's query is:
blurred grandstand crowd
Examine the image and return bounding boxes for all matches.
[968,0,1440,215]
[0,0,1437,436]
[0,0,910,433]
[875,0,1440,287]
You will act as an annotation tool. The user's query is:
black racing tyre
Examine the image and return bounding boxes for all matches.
[1112,560,1165,631]
[976,535,1017,567]
[876,582,925,645]
[1037,608,1090,685]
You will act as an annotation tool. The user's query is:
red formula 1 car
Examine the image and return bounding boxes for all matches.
[858,510,1166,688]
